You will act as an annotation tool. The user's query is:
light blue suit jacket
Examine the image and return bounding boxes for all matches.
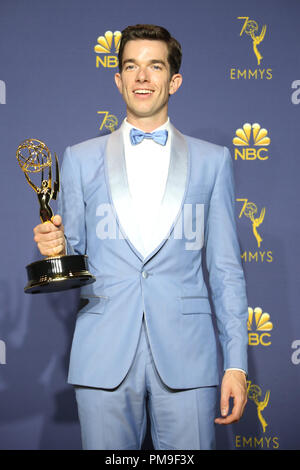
[58,123,248,389]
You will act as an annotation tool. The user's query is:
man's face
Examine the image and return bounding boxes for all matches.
[115,39,182,126]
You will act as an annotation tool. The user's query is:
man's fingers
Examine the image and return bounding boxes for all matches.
[33,214,65,257]
[220,390,230,417]
[33,214,63,234]
[215,392,247,425]
[215,370,248,425]
[34,229,64,244]
[52,214,62,227]
[33,222,55,235]
[37,242,65,257]
[215,405,242,425]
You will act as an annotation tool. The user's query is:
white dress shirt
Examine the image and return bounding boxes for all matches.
[122,117,171,258]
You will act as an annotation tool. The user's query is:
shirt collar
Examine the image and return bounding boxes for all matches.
[121,117,170,136]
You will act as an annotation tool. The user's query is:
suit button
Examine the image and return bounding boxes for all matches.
[142,271,149,279]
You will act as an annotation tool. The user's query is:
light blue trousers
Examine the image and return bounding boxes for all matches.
[74,320,217,450]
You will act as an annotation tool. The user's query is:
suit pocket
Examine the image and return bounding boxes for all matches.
[78,295,109,315]
[180,296,212,315]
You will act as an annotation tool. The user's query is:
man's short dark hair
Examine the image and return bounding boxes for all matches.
[118,24,182,77]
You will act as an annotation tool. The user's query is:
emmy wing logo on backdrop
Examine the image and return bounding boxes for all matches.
[0,80,6,104]
[235,380,279,449]
[237,198,273,263]
[97,111,118,133]
[238,17,266,65]
[233,122,271,160]
[248,307,273,346]
[247,381,270,433]
[94,30,121,68]
[230,17,272,80]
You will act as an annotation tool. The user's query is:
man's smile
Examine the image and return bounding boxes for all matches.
[133,89,154,95]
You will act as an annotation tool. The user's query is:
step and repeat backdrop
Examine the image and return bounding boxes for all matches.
[0,0,299,450]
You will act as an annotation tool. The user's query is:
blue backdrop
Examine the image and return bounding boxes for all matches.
[0,0,299,450]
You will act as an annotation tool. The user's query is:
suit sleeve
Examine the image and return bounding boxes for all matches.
[205,147,248,374]
[57,146,86,256]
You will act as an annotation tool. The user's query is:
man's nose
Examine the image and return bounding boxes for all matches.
[136,66,149,82]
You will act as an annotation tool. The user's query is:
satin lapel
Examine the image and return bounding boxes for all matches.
[143,124,189,264]
[104,127,145,261]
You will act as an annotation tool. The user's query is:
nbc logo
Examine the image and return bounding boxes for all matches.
[233,123,270,160]
[248,307,273,346]
[94,31,122,68]
[0,80,6,104]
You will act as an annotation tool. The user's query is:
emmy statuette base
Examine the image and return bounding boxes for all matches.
[24,254,96,294]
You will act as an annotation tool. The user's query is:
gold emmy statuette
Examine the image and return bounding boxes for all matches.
[17,138,96,294]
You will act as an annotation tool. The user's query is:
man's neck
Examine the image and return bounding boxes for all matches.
[126,113,168,133]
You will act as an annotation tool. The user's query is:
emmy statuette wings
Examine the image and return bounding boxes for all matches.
[17,138,96,294]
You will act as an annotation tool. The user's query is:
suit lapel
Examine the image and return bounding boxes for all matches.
[143,123,189,262]
[105,123,189,262]
[105,126,145,260]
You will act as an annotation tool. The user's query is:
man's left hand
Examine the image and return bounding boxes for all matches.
[214,370,247,425]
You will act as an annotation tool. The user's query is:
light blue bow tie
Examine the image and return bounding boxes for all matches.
[130,128,168,146]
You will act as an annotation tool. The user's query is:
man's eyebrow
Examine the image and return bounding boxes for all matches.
[149,59,167,66]
[122,58,167,66]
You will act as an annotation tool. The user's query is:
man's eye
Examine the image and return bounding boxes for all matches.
[152,64,162,70]
[125,64,135,70]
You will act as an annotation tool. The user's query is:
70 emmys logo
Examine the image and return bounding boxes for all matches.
[94,31,121,68]
[237,199,265,248]
[0,80,6,104]
[237,198,273,263]
[97,111,118,133]
[238,17,266,65]
[230,17,272,80]
[235,380,279,449]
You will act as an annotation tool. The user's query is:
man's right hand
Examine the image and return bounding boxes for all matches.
[33,214,66,257]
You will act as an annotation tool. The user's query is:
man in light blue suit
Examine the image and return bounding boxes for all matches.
[33,24,248,450]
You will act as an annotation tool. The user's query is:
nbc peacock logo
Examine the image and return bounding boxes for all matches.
[248,307,273,346]
[233,123,270,160]
[94,30,122,68]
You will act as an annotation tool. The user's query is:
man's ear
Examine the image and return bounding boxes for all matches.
[169,73,183,96]
[114,72,122,94]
